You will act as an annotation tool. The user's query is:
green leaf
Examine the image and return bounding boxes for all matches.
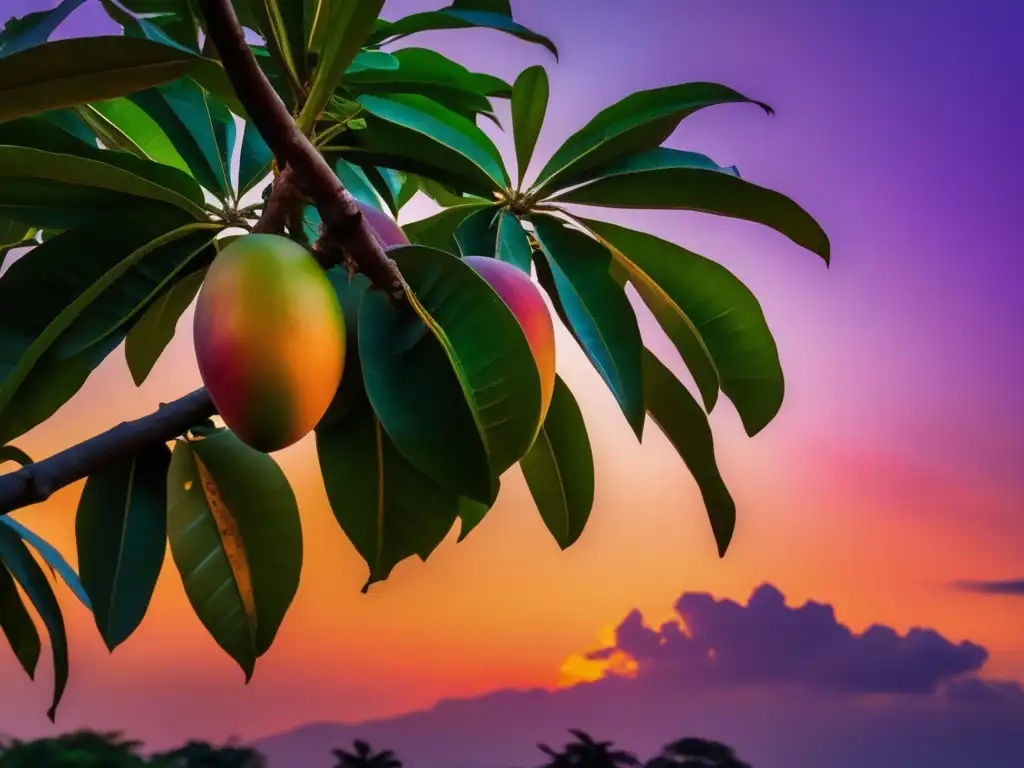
[0,146,207,227]
[76,443,171,651]
[580,217,784,435]
[82,98,192,175]
[0,523,67,720]
[242,0,304,99]
[403,202,493,253]
[166,431,302,678]
[532,215,645,438]
[452,207,534,274]
[552,149,831,263]
[130,78,236,200]
[346,50,400,75]
[532,82,772,196]
[345,47,510,105]
[0,445,32,468]
[298,0,385,134]
[362,166,405,216]
[0,0,87,58]
[318,270,370,427]
[335,159,387,211]
[0,210,217,419]
[520,376,594,549]
[238,122,273,198]
[359,245,542,503]
[0,36,208,124]
[368,8,558,59]
[125,267,206,387]
[511,65,548,187]
[37,108,98,145]
[316,403,460,590]
[0,559,40,679]
[340,93,508,196]
[98,0,195,53]
[0,115,204,213]
[0,517,91,609]
[642,349,735,556]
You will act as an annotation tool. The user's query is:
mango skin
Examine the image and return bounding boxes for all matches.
[193,234,345,453]
[360,202,409,249]
[464,256,556,421]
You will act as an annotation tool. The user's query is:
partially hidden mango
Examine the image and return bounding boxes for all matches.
[359,201,409,248]
[464,256,556,421]
[193,234,345,452]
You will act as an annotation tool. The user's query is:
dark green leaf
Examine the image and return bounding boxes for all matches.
[316,402,460,590]
[345,47,510,105]
[98,0,195,53]
[403,202,493,253]
[0,523,67,720]
[511,65,548,186]
[0,517,91,609]
[368,8,558,59]
[532,215,645,438]
[552,149,831,263]
[0,560,40,679]
[532,82,772,196]
[76,443,171,651]
[238,122,273,198]
[581,217,784,435]
[454,206,501,256]
[299,0,385,134]
[363,166,405,216]
[242,0,304,99]
[37,108,98,145]
[130,78,236,200]
[125,268,206,387]
[0,36,207,124]
[346,50,400,74]
[642,349,735,556]
[166,431,302,677]
[520,375,594,549]
[318,270,371,428]
[0,445,32,468]
[359,245,542,503]
[0,0,87,58]
[335,159,387,211]
[495,211,533,272]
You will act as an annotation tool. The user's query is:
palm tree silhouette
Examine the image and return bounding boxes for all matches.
[331,739,403,768]
[645,737,752,768]
[537,729,640,768]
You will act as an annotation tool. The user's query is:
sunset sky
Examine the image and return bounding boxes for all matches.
[2,0,1022,759]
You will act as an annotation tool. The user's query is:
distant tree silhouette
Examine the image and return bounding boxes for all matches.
[331,739,403,768]
[0,729,146,766]
[537,729,640,768]
[645,737,752,768]
[150,740,266,768]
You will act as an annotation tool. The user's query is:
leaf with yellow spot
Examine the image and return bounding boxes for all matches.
[166,430,302,679]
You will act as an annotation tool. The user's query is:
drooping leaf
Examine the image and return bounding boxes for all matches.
[403,202,494,253]
[0,560,40,679]
[125,267,206,387]
[299,0,385,134]
[0,0,88,59]
[0,517,91,609]
[83,98,192,175]
[520,376,594,549]
[454,206,500,256]
[0,36,209,124]
[359,245,542,503]
[76,443,171,651]
[368,7,558,58]
[0,523,67,720]
[316,403,460,590]
[511,65,548,186]
[335,159,387,212]
[642,349,735,556]
[238,122,273,198]
[166,431,302,678]
[532,82,772,196]
[553,149,831,263]
[336,93,508,196]
[0,210,217,419]
[0,147,207,227]
[130,77,237,200]
[532,215,645,437]
[0,445,32,468]
[98,0,195,53]
[318,270,370,428]
[580,217,784,435]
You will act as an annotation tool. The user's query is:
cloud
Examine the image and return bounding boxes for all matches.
[951,579,1024,596]
[589,583,990,695]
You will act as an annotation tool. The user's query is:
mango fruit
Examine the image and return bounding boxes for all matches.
[464,256,556,420]
[360,202,409,249]
[193,234,345,452]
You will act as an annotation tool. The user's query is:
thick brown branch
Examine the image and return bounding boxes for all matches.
[252,167,300,235]
[197,0,406,299]
[0,390,215,515]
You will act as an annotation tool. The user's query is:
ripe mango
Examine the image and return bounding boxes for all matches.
[360,202,409,249]
[193,234,345,452]
[464,256,556,420]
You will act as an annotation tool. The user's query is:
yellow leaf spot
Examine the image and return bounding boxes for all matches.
[184,480,193,491]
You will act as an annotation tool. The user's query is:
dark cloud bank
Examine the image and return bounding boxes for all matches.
[952,578,1024,596]
[256,584,1024,768]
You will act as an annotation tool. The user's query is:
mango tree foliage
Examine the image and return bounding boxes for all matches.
[0,0,829,720]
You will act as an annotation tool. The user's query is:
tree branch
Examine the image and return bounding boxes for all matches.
[197,0,406,299]
[0,390,215,514]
